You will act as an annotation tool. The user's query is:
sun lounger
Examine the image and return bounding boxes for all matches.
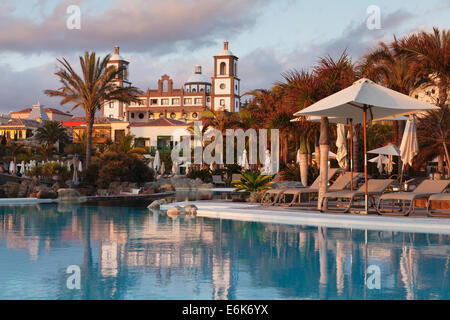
[321,179,394,213]
[377,179,450,216]
[277,170,361,207]
[212,175,226,187]
[260,168,339,206]
[427,193,450,217]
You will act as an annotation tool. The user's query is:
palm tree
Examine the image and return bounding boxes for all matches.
[44,51,141,168]
[400,27,449,108]
[399,28,450,172]
[358,39,416,172]
[107,134,148,158]
[313,51,356,209]
[7,142,27,170]
[35,121,69,148]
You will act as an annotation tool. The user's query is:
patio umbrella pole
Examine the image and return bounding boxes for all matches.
[363,108,368,213]
[349,119,353,191]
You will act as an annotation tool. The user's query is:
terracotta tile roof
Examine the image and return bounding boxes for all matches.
[129,118,191,127]
[0,118,42,128]
[67,117,121,124]
[11,107,72,116]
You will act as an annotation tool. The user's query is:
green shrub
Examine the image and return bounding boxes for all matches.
[233,170,274,193]
[94,152,154,188]
[29,162,70,181]
[187,168,212,183]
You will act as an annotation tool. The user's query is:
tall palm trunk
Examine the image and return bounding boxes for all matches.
[352,124,361,172]
[318,117,329,210]
[85,113,95,169]
[315,131,320,168]
[299,135,308,187]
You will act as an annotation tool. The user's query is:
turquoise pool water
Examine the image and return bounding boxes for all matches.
[0,202,449,300]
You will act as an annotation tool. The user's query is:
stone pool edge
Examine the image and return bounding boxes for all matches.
[161,201,450,235]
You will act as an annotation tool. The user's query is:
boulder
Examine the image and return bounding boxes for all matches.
[184,204,198,216]
[147,199,167,210]
[2,181,20,197]
[248,191,263,203]
[159,184,174,192]
[57,188,83,202]
[142,188,155,195]
[166,205,186,216]
[37,190,58,199]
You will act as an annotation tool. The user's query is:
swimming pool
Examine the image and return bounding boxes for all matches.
[0,202,448,300]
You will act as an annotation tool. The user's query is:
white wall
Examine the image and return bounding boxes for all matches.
[129,125,191,147]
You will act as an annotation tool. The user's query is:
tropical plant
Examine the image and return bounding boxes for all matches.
[29,162,70,181]
[187,168,212,183]
[106,134,148,157]
[44,51,141,168]
[35,121,69,147]
[233,170,274,193]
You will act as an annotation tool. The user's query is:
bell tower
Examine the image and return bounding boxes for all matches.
[102,46,131,120]
[211,41,240,112]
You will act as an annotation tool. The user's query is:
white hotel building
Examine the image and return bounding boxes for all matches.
[102,42,241,150]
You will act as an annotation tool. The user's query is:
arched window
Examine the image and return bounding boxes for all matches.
[220,62,226,75]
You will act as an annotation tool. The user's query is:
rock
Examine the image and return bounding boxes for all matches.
[37,190,58,199]
[147,199,167,210]
[52,181,64,191]
[248,191,263,203]
[57,188,83,202]
[2,181,20,197]
[159,184,174,192]
[166,205,186,216]
[184,204,198,216]
[0,189,6,198]
[142,188,155,194]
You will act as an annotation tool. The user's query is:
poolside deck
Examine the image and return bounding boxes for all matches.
[161,200,450,235]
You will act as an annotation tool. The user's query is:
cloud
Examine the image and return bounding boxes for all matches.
[236,9,418,93]
[0,0,270,55]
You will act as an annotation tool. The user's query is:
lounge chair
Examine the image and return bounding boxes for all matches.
[260,168,339,206]
[212,175,226,187]
[321,179,394,213]
[427,193,450,217]
[377,179,450,216]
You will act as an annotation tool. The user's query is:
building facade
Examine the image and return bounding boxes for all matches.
[102,41,241,122]
[10,104,72,122]
[100,42,241,150]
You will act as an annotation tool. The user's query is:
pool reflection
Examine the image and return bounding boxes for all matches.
[0,204,449,300]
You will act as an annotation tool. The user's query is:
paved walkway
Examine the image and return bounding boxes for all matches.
[161,200,450,235]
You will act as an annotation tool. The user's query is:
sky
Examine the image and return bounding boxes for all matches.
[0,0,449,115]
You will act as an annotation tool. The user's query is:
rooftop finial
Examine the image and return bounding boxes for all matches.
[194,65,202,74]
[224,41,229,50]
[114,46,120,55]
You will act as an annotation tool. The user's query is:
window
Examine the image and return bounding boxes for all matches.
[161,99,169,105]
[220,83,226,89]
[235,84,238,90]
[220,62,226,75]
[149,112,154,119]
[159,113,165,118]
[131,113,135,119]
[192,88,196,92]
[192,112,198,119]
[220,99,225,106]
[162,80,168,92]
[109,114,113,118]
[138,113,144,119]
[109,102,114,108]
[151,99,158,105]
[172,98,180,105]
[184,98,192,105]
[415,95,419,99]
[207,97,210,102]
[170,112,176,119]
[195,98,202,104]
